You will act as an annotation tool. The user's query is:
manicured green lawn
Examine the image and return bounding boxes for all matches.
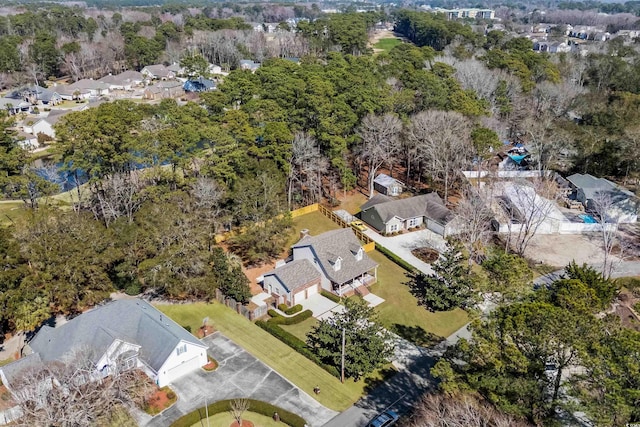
[280,317,318,342]
[337,192,368,215]
[286,211,341,248]
[374,38,402,52]
[368,250,469,344]
[156,302,382,411]
[190,411,286,427]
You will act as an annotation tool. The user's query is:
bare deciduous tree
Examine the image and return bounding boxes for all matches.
[410,393,530,427]
[10,350,150,426]
[230,398,250,425]
[356,113,402,199]
[592,191,623,279]
[409,110,472,203]
[455,186,493,264]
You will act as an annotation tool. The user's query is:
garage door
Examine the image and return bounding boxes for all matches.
[163,356,199,385]
[306,284,319,297]
[294,289,306,305]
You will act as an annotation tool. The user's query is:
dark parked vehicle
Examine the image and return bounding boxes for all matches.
[366,410,400,427]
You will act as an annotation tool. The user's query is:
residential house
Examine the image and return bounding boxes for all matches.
[373,173,403,196]
[360,193,456,236]
[15,131,39,149]
[0,299,208,391]
[167,63,183,75]
[144,81,184,100]
[66,79,110,97]
[0,96,32,114]
[183,77,216,92]
[99,70,144,91]
[566,173,639,223]
[239,60,260,72]
[262,259,322,307]
[8,85,61,106]
[141,64,176,81]
[209,64,223,75]
[55,84,91,101]
[22,110,71,139]
[292,229,378,297]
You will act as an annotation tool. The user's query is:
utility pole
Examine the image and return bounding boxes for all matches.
[205,396,210,427]
[341,327,346,384]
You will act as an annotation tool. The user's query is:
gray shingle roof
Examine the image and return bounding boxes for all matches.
[292,229,378,285]
[361,193,454,225]
[567,173,635,202]
[374,173,403,188]
[0,353,42,388]
[264,259,320,292]
[29,299,206,372]
[67,79,110,91]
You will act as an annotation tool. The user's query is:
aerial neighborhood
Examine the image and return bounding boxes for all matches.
[1,1,640,426]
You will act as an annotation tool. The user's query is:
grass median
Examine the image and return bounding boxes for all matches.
[156,302,380,411]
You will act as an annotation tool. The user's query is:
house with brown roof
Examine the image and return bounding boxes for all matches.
[291,229,378,297]
[360,193,457,236]
[262,259,322,307]
[143,81,184,100]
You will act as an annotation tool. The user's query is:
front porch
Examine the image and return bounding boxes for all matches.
[331,272,377,298]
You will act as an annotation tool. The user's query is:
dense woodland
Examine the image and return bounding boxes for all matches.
[1,4,640,426]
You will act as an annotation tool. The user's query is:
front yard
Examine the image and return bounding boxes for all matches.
[156,302,380,412]
[368,250,469,343]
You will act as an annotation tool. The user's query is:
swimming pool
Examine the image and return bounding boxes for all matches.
[579,214,597,224]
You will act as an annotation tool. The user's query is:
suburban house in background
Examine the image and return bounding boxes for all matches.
[239,59,261,72]
[144,81,184,100]
[374,173,404,196]
[15,130,38,149]
[567,173,639,223]
[262,259,322,307]
[360,193,457,236]
[22,110,71,140]
[183,77,216,92]
[141,64,176,80]
[4,85,62,108]
[98,70,144,91]
[291,228,378,297]
[0,299,208,391]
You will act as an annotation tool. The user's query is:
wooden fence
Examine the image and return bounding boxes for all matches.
[290,203,319,218]
[214,289,268,321]
[317,205,375,252]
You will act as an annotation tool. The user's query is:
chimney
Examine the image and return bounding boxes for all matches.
[300,229,309,239]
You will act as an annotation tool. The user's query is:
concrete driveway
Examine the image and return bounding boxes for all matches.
[142,332,337,427]
[301,293,345,320]
[364,228,447,275]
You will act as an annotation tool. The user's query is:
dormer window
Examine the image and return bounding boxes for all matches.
[355,247,363,261]
[334,256,342,271]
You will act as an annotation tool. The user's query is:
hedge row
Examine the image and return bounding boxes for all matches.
[267,309,313,325]
[375,243,416,272]
[320,289,341,303]
[171,398,307,427]
[256,320,340,378]
[278,303,303,315]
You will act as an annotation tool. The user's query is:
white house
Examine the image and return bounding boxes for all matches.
[0,299,208,391]
[141,64,176,80]
[15,131,39,150]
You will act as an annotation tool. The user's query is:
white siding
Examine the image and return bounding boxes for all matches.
[156,340,207,386]
[385,217,403,233]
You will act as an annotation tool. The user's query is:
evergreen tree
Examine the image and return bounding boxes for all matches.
[408,240,474,312]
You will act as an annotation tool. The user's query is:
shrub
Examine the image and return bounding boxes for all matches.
[320,290,341,303]
[278,303,288,312]
[124,282,141,296]
[285,304,303,315]
[166,390,176,400]
[170,399,307,427]
[375,243,416,272]
[267,309,313,325]
[256,320,340,378]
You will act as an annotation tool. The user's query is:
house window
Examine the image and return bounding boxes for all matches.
[408,218,419,228]
[176,344,187,356]
[389,224,398,232]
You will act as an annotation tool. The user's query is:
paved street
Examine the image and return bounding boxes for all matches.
[534,260,640,286]
[141,333,337,427]
[363,228,447,275]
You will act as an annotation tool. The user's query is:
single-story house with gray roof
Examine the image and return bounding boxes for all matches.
[262,259,322,307]
[360,193,457,236]
[567,173,639,223]
[0,299,208,390]
[292,228,378,297]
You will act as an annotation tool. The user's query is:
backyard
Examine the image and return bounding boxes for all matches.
[156,302,385,412]
[373,37,402,52]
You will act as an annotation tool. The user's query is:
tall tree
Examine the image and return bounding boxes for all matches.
[356,113,402,198]
[307,298,394,381]
[408,240,475,312]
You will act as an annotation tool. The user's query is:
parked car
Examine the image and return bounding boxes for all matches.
[351,220,368,231]
[366,410,399,427]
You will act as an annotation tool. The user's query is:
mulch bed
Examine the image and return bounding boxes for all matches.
[197,325,216,338]
[203,357,218,371]
[411,247,440,263]
[144,386,176,415]
[230,421,254,427]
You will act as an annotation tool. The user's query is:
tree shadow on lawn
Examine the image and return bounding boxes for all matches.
[392,324,444,347]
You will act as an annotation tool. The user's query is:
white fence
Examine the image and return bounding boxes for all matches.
[463,170,550,179]
[493,221,616,235]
